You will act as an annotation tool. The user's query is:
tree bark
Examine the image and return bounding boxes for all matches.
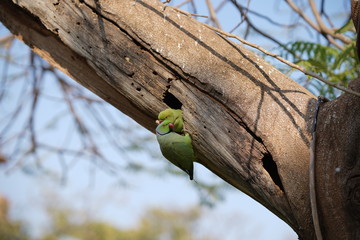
[3,0,357,239]
[352,0,360,58]
[316,78,360,240]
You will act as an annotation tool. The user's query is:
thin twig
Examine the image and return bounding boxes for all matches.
[0,34,14,45]
[175,8,208,18]
[230,0,290,51]
[28,53,42,154]
[0,36,14,101]
[309,0,350,45]
[229,0,250,33]
[232,1,298,29]
[308,0,344,49]
[309,96,327,240]
[285,0,321,32]
[204,24,360,97]
[175,0,191,8]
[214,0,228,12]
[320,0,335,28]
[205,0,222,29]
[205,0,228,26]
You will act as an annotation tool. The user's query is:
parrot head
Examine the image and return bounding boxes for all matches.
[158,109,176,121]
[156,120,174,135]
[158,109,183,133]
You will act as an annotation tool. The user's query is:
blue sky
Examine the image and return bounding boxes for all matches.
[0,0,350,239]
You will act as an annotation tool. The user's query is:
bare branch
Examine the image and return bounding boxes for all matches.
[205,0,222,29]
[308,0,347,49]
[319,0,335,28]
[175,0,191,8]
[285,0,351,47]
[285,0,321,32]
[0,34,14,46]
[0,36,15,101]
[230,1,287,48]
[232,1,298,29]
[28,53,43,155]
[229,0,248,33]
[309,0,333,32]
[174,8,208,18]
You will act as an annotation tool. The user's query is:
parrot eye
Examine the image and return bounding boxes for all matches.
[169,123,175,130]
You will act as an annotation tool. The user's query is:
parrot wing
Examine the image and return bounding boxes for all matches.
[157,132,194,180]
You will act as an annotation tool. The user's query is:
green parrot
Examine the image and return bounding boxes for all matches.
[158,109,183,133]
[156,120,195,180]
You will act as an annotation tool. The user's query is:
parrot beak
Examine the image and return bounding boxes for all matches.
[156,120,163,125]
[169,123,175,130]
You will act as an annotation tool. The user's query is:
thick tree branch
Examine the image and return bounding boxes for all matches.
[0,0,320,238]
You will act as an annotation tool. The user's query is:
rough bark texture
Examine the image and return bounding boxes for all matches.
[4,0,355,239]
[316,78,360,240]
[352,0,360,58]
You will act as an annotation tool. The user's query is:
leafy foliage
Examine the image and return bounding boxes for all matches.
[281,39,359,99]
[0,220,30,240]
[38,206,214,240]
[0,197,29,240]
[1,193,216,240]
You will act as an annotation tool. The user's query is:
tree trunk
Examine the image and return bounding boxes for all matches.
[316,78,360,240]
[1,0,358,239]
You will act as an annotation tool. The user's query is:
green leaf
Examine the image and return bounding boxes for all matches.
[335,19,354,34]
